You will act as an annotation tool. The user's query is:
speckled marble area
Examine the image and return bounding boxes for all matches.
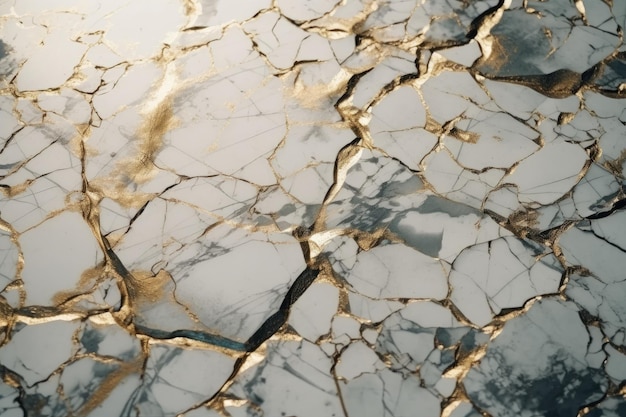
[1,1,626,416]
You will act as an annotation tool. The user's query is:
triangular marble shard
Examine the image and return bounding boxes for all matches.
[1,0,626,416]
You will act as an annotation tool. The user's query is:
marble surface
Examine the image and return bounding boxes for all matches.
[0,0,625,416]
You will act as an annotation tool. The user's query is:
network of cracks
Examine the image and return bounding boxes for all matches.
[1,0,626,416]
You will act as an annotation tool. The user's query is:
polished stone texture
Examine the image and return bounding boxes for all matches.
[1,1,625,416]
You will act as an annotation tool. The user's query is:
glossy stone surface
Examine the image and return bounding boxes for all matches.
[1,0,625,416]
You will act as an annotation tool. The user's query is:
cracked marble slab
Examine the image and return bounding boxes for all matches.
[1,0,626,416]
